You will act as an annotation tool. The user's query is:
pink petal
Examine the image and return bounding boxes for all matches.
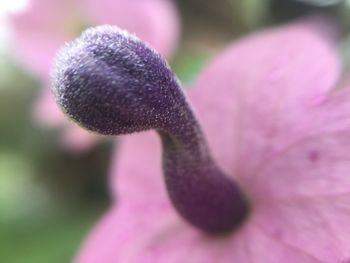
[61,125,102,153]
[74,203,189,263]
[78,133,222,262]
[256,195,350,262]
[33,80,67,127]
[109,132,166,202]
[76,133,327,262]
[190,18,340,178]
[76,205,323,262]
[237,88,350,197]
[232,87,350,261]
[252,131,350,201]
[8,0,79,76]
[220,221,322,263]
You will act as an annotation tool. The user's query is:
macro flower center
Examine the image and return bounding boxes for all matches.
[52,25,250,234]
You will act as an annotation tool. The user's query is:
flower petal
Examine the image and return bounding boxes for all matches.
[75,203,227,263]
[190,18,340,177]
[78,132,327,262]
[61,125,102,153]
[74,207,323,263]
[33,80,67,127]
[221,222,323,263]
[108,132,166,202]
[248,92,350,261]
[252,131,350,201]
[8,0,79,76]
[75,203,323,262]
[256,195,350,262]
[74,203,186,263]
[76,132,215,262]
[248,88,350,198]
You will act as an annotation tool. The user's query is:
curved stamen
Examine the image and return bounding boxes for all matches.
[52,25,249,233]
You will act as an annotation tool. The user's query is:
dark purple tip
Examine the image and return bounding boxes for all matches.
[53,25,182,135]
[52,25,250,234]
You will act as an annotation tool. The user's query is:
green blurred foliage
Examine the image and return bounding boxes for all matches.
[0,53,111,262]
[171,49,209,85]
[0,206,103,263]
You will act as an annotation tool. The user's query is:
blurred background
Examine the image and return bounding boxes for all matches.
[0,0,349,262]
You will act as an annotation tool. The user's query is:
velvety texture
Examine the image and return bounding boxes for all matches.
[8,0,179,152]
[53,25,249,233]
[73,18,350,262]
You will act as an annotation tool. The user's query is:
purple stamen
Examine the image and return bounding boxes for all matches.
[52,25,249,233]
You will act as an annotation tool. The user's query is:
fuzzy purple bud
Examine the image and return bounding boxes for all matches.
[53,25,182,135]
[52,25,249,233]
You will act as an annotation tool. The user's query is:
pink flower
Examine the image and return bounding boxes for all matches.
[52,18,350,262]
[8,0,180,152]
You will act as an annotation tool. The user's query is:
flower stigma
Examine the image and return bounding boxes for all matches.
[52,25,250,234]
